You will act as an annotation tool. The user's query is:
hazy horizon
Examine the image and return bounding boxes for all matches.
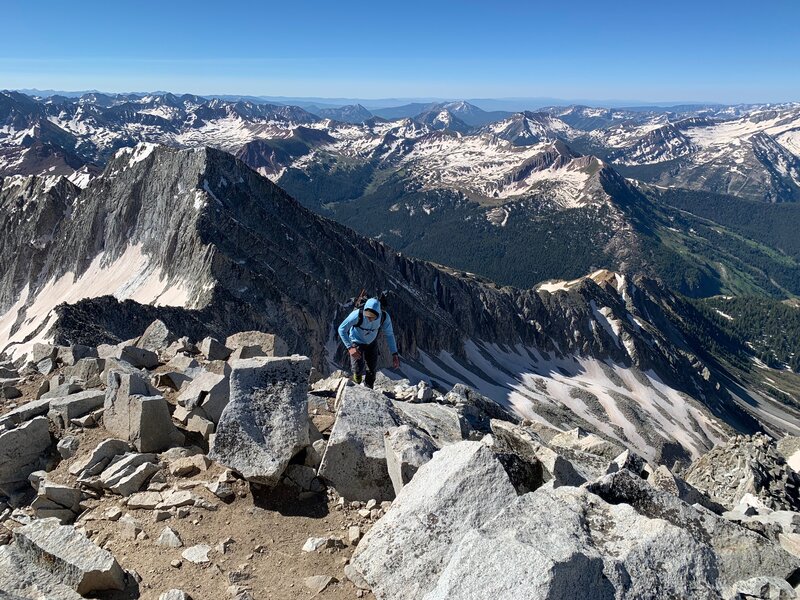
[3,0,798,104]
[9,88,798,112]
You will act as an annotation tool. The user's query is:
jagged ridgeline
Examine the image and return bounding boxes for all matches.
[0,144,791,465]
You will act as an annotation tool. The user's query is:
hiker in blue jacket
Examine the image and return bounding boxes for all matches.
[338,297,400,388]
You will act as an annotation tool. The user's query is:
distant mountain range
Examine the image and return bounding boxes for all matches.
[2,89,800,300]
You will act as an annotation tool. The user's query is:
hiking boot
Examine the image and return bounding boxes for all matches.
[352,373,363,385]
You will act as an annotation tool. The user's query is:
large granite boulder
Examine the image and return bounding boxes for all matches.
[347,441,517,598]
[318,386,401,501]
[425,485,719,600]
[209,356,311,484]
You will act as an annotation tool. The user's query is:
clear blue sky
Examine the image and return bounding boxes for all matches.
[2,0,798,103]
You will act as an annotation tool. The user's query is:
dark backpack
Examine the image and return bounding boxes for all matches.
[353,289,389,328]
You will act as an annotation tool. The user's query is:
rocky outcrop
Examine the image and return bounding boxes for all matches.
[586,470,800,586]
[685,433,800,511]
[425,485,720,600]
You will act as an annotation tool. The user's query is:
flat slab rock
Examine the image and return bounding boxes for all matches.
[182,544,212,564]
[209,356,311,484]
[11,517,125,594]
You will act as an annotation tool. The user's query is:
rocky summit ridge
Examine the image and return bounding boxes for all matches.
[1,330,800,599]
[0,143,784,465]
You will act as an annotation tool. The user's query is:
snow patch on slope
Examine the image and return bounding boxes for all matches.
[400,339,727,461]
[0,244,192,360]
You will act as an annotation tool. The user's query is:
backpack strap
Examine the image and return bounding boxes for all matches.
[356,308,364,328]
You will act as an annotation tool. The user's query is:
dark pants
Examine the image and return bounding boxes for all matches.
[350,341,379,388]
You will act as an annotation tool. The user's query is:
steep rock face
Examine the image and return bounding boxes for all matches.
[0,145,765,461]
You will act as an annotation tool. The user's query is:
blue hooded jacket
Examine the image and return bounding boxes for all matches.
[338,297,398,354]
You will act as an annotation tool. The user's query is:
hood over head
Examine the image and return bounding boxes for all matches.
[364,297,382,316]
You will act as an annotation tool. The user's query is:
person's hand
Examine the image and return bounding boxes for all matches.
[348,346,361,360]
[392,353,400,369]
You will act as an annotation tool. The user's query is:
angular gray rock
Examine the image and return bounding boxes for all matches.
[136,319,177,354]
[99,452,160,495]
[56,344,97,366]
[649,464,725,514]
[116,345,159,369]
[0,417,52,495]
[225,331,288,359]
[0,544,85,599]
[105,371,183,452]
[724,576,797,600]
[181,544,211,564]
[348,441,517,599]
[199,337,231,361]
[210,356,310,484]
[284,464,325,492]
[384,424,438,495]
[548,427,624,480]
[41,382,82,400]
[0,398,50,429]
[1,384,21,400]
[166,353,201,377]
[443,383,519,438]
[490,419,586,487]
[32,343,57,364]
[177,369,230,424]
[48,390,105,429]
[157,526,183,548]
[586,470,800,587]
[127,491,163,509]
[69,438,130,479]
[11,518,125,594]
[32,479,82,523]
[318,386,401,501]
[424,485,719,600]
[391,400,463,446]
[160,591,192,600]
[63,357,105,387]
